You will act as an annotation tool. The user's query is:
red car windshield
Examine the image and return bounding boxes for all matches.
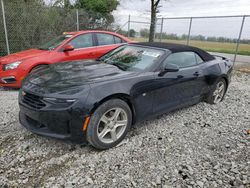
[38,34,73,50]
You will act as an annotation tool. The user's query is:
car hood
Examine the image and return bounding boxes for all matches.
[24,60,138,93]
[0,49,49,64]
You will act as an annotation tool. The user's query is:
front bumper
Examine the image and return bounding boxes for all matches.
[0,68,26,88]
[19,103,88,143]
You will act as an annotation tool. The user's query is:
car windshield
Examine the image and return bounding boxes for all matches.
[100,45,164,72]
[38,34,73,50]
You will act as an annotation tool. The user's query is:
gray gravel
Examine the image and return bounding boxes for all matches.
[0,72,249,188]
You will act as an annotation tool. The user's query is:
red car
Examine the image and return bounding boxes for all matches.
[0,30,131,88]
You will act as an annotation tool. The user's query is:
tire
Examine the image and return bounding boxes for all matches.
[86,99,132,150]
[206,78,227,104]
[30,65,49,73]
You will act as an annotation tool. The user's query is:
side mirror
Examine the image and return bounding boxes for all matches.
[62,44,74,52]
[158,63,179,77]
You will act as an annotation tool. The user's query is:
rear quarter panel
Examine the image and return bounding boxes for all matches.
[203,57,233,88]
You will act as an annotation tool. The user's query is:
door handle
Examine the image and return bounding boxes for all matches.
[193,72,200,76]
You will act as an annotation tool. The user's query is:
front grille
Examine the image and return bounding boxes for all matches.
[1,77,16,83]
[22,92,46,110]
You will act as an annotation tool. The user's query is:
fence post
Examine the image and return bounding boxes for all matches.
[187,17,192,45]
[234,15,245,63]
[76,9,79,31]
[127,15,130,37]
[159,18,164,42]
[1,0,10,55]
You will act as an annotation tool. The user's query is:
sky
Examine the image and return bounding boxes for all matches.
[113,0,250,39]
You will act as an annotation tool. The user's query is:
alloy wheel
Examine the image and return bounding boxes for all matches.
[213,81,225,104]
[97,108,128,144]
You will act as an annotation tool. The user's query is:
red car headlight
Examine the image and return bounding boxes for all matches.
[3,61,22,71]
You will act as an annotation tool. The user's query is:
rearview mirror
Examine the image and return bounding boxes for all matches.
[63,44,74,52]
[158,63,179,77]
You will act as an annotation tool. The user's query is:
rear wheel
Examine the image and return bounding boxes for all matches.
[206,78,227,104]
[86,99,132,150]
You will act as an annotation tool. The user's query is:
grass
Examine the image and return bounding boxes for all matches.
[1,38,249,57]
[130,37,250,56]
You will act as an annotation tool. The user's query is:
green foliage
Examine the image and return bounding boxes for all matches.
[140,28,150,38]
[0,0,119,56]
[153,31,250,44]
[75,0,119,14]
[53,0,73,8]
[0,1,78,56]
[117,30,128,37]
[75,0,119,29]
[7,0,44,4]
[128,29,136,37]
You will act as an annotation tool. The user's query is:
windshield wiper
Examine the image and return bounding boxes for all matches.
[38,47,48,50]
[111,63,126,71]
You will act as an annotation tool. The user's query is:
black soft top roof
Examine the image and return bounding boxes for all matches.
[133,42,215,62]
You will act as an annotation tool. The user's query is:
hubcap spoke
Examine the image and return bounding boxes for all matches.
[112,108,121,121]
[98,127,110,138]
[214,95,220,103]
[100,115,109,124]
[110,129,117,141]
[114,120,127,129]
[213,81,225,103]
[218,85,224,92]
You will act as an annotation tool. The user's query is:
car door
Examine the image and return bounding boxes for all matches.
[59,33,97,61]
[93,33,124,58]
[153,51,206,115]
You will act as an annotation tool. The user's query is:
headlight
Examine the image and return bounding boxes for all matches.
[4,61,22,70]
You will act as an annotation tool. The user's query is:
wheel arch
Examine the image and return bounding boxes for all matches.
[28,63,50,73]
[220,75,229,91]
[90,93,136,125]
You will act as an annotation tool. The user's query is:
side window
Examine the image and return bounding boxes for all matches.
[114,36,123,44]
[69,34,93,49]
[195,53,204,64]
[96,33,115,45]
[163,52,197,68]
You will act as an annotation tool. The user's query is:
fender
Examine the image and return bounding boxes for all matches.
[28,63,50,72]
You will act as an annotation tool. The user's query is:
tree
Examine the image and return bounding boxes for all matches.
[51,0,119,29]
[129,29,136,38]
[149,0,161,42]
[75,0,119,29]
[140,28,149,38]
[53,0,72,8]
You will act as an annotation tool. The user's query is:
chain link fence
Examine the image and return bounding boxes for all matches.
[1,0,250,64]
[0,1,79,56]
[0,0,115,57]
[122,15,250,63]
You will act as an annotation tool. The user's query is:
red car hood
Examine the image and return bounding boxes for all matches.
[0,49,50,64]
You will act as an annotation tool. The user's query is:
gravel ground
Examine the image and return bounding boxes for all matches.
[0,72,249,188]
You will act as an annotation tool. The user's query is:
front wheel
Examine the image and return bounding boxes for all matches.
[86,99,132,150]
[206,79,227,104]
[30,65,49,74]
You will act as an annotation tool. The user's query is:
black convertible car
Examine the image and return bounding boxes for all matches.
[19,42,233,149]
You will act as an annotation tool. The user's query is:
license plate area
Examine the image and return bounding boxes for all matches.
[25,115,45,129]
